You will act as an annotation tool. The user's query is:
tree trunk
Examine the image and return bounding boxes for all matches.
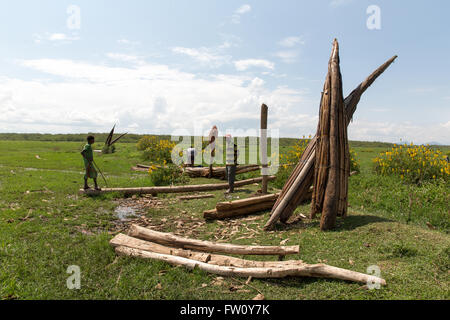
[261,104,269,194]
[128,225,299,256]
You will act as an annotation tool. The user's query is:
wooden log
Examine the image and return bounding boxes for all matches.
[177,194,215,201]
[264,54,398,230]
[110,233,304,268]
[312,39,346,230]
[115,246,386,285]
[184,165,260,179]
[204,200,276,220]
[128,224,299,255]
[216,193,279,211]
[80,176,275,196]
[264,151,315,230]
[261,104,269,194]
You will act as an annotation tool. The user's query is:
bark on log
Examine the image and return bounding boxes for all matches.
[115,245,386,285]
[80,176,275,196]
[110,233,304,268]
[128,224,299,255]
[216,193,279,211]
[261,104,269,194]
[204,200,276,220]
[311,39,349,230]
[264,54,397,230]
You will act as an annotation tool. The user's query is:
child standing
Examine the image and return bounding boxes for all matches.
[81,135,100,190]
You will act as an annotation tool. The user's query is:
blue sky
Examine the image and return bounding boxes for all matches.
[0,0,449,144]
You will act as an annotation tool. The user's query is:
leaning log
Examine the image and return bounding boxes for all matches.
[80,176,275,196]
[110,233,304,268]
[128,225,299,256]
[115,246,386,285]
[264,54,398,230]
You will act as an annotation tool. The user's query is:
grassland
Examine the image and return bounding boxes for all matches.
[0,138,448,300]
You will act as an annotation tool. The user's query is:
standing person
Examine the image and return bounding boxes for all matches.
[225,134,239,193]
[208,125,218,178]
[186,147,197,167]
[81,135,100,190]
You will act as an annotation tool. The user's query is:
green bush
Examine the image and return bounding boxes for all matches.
[149,164,189,186]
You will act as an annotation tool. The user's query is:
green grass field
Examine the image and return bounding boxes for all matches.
[0,138,448,300]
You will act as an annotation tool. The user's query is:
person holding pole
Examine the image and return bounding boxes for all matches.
[225,134,239,194]
[208,125,218,178]
[81,135,100,191]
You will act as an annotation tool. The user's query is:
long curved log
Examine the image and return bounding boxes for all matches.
[129,225,299,256]
[80,176,275,196]
[115,246,386,285]
[264,55,398,230]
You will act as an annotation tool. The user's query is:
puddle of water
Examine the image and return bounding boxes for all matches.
[115,205,137,221]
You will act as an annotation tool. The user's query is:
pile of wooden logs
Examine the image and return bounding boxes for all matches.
[264,42,398,230]
[110,225,386,285]
[80,176,275,196]
[204,193,279,220]
[310,40,350,230]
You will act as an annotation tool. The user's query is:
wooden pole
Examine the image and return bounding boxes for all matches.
[261,104,269,194]
[80,176,275,196]
[115,245,386,285]
[128,225,299,256]
[204,200,276,220]
[264,54,397,230]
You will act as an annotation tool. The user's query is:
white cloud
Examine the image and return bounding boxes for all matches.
[0,58,311,137]
[234,59,275,71]
[231,4,251,24]
[274,50,299,64]
[106,53,145,65]
[330,0,355,8]
[117,38,141,46]
[278,36,304,48]
[236,4,251,14]
[33,32,80,44]
[349,120,450,145]
[172,46,231,67]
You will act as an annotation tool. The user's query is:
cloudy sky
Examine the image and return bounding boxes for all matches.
[0,0,449,144]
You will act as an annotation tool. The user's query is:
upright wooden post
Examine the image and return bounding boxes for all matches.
[260,104,269,194]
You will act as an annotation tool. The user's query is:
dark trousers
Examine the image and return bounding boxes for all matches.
[226,165,236,191]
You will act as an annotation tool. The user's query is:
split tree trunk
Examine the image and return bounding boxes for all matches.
[264,54,397,230]
[310,39,349,230]
[128,225,299,256]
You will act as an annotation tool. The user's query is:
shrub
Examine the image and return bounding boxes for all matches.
[148,164,189,186]
[137,136,176,164]
[101,145,116,154]
[373,144,450,184]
